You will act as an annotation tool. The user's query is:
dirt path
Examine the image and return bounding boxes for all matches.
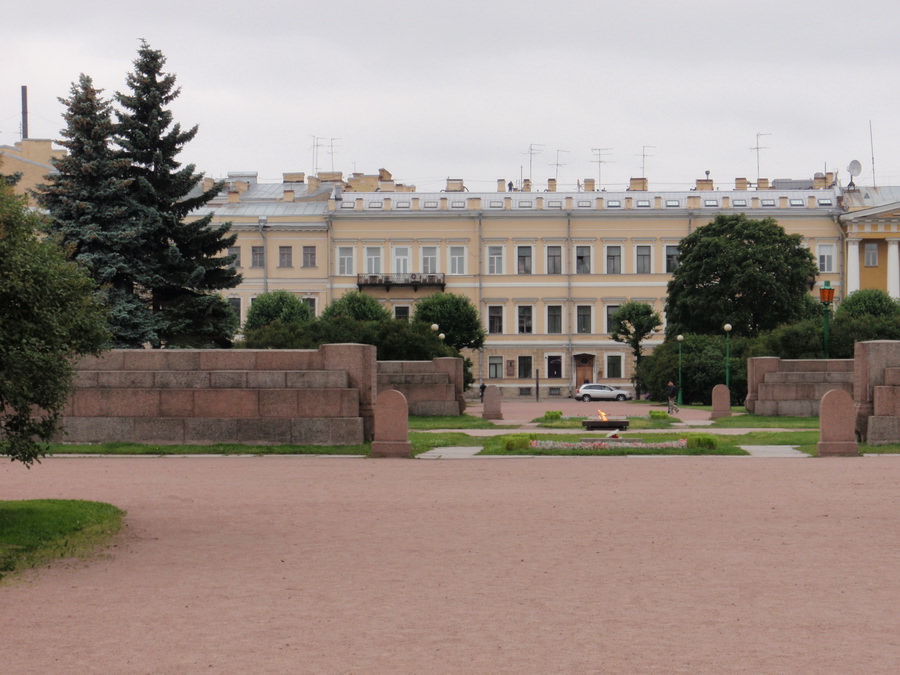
[3,454,900,673]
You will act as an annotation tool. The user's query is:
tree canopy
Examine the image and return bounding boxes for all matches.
[836,288,900,320]
[319,291,392,322]
[610,301,662,394]
[243,290,313,332]
[412,292,486,352]
[0,184,108,465]
[665,213,818,337]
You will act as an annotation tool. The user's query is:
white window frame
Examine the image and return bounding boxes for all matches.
[575,245,592,274]
[365,246,382,274]
[605,245,622,275]
[817,243,834,273]
[516,245,533,275]
[546,245,562,275]
[487,245,504,274]
[449,246,466,275]
[635,245,652,274]
[421,246,438,274]
[337,246,354,276]
[393,246,410,274]
[517,305,533,334]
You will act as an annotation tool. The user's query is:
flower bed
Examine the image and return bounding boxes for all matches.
[530,438,688,451]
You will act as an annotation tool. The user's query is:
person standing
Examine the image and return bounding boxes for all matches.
[666,380,679,414]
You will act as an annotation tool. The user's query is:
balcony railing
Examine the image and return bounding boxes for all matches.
[356,273,446,291]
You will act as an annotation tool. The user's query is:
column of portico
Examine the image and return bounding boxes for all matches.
[888,239,900,299]
[846,239,860,295]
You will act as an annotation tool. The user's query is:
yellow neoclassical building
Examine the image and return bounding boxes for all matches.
[0,138,64,203]
[194,169,843,398]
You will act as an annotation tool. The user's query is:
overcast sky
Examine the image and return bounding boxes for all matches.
[4,0,898,192]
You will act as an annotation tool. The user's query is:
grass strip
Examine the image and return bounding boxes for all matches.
[0,499,124,582]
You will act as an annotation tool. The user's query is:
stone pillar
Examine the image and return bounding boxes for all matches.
[322,343,377,441]
[433,356,465,413]
[370,389,413,458]
[888,239,900,299]
[745,356,781,414]
[846,239,861,295]
[817,389,859,456]
[710,384,731,419]
[482,385,503,420]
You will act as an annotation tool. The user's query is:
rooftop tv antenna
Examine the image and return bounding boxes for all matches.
[550,149,569,180]
[869,120,877,188]
[636,145,655,177]
[847,159,862,189]
[751,132,771,183]
[524,143,544,181]
[591,147,613,189]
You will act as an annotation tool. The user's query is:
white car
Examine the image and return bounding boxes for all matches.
[576,383,632,402]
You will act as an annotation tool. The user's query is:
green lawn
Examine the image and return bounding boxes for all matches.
[0,499,124,582]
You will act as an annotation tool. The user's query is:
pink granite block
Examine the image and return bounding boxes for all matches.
[154,372,211,388]
[98,371,155,387]
[260,390,299,417]
[183,418,238,443]
[58,417,135,442]
[885,368,900,387]
[193,390,259,418]
[198,350,258,370]
[72,389,160,417]
[77,352,125,370]
[236,418,292,444]
[817,389,859,456]
[256,350,322,370]
[159,390,195,417]
[247,371,287,388]
[210,371,247,388]
[133,418,186,443]
[710,384,732,419]
[371,389,412,458]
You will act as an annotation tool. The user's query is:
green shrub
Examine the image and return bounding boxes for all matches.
[504,434,534,452]
[542,410,563,421]
[648,410,669,420]
[687,435,718,450]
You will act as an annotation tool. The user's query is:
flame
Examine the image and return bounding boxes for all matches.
[597,409,608,421]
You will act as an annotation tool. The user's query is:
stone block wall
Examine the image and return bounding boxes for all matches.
[745,357,854,416]
[61,344,378,445]
[377,357,465,416]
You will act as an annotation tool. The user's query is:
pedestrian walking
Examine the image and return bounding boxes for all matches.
[666,380,679,414]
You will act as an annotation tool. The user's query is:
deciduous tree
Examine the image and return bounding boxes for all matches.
[665,214,818,337]
[0,184,108,465]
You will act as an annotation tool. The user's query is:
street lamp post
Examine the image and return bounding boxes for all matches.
[676,334,684,406]
[819,280,835,359]
[723,323,733,389]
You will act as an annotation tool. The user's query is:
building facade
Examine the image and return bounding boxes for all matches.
[195,170,843,397]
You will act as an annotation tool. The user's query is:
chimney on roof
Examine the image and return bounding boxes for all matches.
[757,178,770,190]
[497,179,506,192]
[735,177,750,190]
[445,178,465,192]
[547,178,557,192]
[583,178,596,192]
[283,189,295,202]
[283,172,305,183]
[523,179,532,192]
[695,177,714,191]
[628,177,648,191]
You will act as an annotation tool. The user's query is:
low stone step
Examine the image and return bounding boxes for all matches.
[764,371,854,384]
[73,369,349,389]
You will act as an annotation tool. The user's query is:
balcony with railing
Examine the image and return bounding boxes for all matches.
[356,272,446,292]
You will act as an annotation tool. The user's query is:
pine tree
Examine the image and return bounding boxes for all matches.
[35,74,155,347]
[115,41,240,347]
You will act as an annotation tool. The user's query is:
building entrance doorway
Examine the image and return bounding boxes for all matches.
[574,353,595,386]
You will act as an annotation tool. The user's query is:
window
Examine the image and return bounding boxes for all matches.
[665,245,679,273]
[665,199,680,207]
[606,354,623,379]
[636,245,651,274]
[576,246,591,274]
[546,246,561,274]
[606,246,621,274]
[606,305,620,333]
[365,247,381,274]
[393,246,410,274]
[636,199,651,208]
[518,306,533,334]
[394,306,410,321]
[576,305,592,334]
[302,246,316,268]
[547,355,562,379]
[704,199,718,207]
[302,298,316,315]
[518,356,532,379]
[228,246,241,268]
[422,246,437,274]
[251,246,264,268]
[227,297,241,319]
[278,246,292,268]
[790,199,804,207]
[733,199,748,207]
[817,243,834,273]
[488,306,503,334]
[338,247,353,275]
[761,199,776,207]
[488,356,503,379]
[517,246,532,275]
[607,200,621,208]
[547,305,562,334]
[865,242,879,267]
[449,246,465,274]
[488,245,504,274]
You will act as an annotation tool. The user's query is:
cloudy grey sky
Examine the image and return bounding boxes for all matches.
[4,0,897,192]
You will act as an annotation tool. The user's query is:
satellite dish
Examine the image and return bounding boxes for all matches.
[848,160,862,177]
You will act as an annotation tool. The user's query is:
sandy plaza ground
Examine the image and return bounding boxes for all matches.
[3,401,900,673]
